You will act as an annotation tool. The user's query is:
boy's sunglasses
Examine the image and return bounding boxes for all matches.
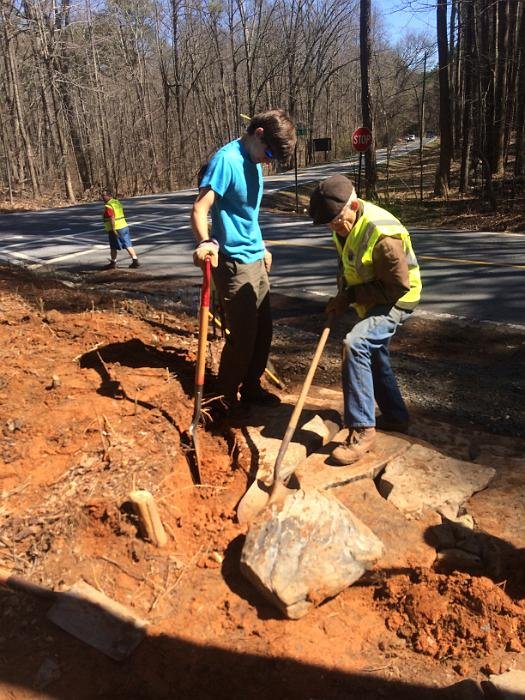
[263,140,277,159]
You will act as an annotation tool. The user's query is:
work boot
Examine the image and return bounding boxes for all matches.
[330,427,376,466]
[375,414,409,434]
[103,260,117,270]
[240,384,281,407]
[129,258,140,268]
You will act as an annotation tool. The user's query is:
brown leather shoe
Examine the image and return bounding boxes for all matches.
[330,427,376,466]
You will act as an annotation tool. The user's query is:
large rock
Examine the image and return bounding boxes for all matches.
[378,444,496,518]
[240,488,384,619]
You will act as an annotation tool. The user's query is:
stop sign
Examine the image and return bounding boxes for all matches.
[352,126,372,152]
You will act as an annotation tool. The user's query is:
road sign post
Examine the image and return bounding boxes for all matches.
[294,123,308,212]
[352,126,372,197]
[294,142,298,212]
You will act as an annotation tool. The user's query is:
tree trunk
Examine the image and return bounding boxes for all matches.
[459,0,474,193]
[360,0,377,199]
[1,4,40,197]
[491,0,510,175]
[87,0,112,189]
[450,0,462,158]
[514,4,525,176]
[434,0,453,196]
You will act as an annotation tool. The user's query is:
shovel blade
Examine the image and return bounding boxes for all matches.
[47,580,148,661]
[184,423,202,485]
[236,479,272,525]
[237,478,300,525]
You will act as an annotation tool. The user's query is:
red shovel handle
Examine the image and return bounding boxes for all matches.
[195,257,211,388]
[200,256,211,309]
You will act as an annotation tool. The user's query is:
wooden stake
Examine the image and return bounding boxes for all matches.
[128,490,169,548]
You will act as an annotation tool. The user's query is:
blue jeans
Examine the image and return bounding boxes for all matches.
[342,305,412,428]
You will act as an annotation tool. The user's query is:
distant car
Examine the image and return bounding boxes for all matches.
[405,134,416,142]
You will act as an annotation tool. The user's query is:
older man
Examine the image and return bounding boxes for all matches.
[309,175,422,465]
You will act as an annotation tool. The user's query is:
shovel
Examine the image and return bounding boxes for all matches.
[237,316,332,525]
[186,256,212,484]
[0,567,148,660]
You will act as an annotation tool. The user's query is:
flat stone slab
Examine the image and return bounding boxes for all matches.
[378,444,496,518]
[468,456,525,550]
[296,430,411,491]
[241,488,384,619]
[332,478,440,570]
[242,405,340,487]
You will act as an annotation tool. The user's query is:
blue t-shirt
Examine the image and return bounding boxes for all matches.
[200,139,265,263]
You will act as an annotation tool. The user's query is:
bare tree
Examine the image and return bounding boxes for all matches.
[514,3,525,176]
[459,0,474,193]
[434,0,452,196]
[360,0,377,198]
[1,1,40,197]
[490,0,510,175]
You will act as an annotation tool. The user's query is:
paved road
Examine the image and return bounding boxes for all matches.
[264,138,432,193]
[0,150,524,327]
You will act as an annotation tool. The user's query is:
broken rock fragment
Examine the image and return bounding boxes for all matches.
[240,488,384,619]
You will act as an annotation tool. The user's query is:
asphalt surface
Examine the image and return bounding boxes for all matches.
[0,146,524,327]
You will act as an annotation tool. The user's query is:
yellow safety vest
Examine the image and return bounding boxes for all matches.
[103,198,128,232]
[332,200,422,319]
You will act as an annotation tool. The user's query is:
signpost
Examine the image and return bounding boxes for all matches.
[294,122,309,212]
[352,126,372,197]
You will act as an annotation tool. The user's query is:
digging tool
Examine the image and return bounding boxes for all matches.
[237,317,332,525]
[0,567,148,660]
[187,256,211,484]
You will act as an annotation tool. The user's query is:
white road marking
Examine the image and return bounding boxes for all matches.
[6,250,43,263]
[27,248,104,269]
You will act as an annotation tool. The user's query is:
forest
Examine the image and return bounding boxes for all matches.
[0,0,523,203]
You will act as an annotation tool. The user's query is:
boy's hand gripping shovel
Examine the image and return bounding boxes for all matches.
[186,257,211,484]
[236,316,332,525]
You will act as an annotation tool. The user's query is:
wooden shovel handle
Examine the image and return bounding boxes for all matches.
[273,319,332,485]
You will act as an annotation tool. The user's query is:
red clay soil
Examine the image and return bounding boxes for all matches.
[0,268,524,699]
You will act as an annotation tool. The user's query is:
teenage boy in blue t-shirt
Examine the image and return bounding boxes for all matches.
[191,109,296,410]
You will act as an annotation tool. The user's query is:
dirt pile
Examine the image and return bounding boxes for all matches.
[377,570,524,666]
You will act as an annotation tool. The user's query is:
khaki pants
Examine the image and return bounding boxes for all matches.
[212,255,272,398]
